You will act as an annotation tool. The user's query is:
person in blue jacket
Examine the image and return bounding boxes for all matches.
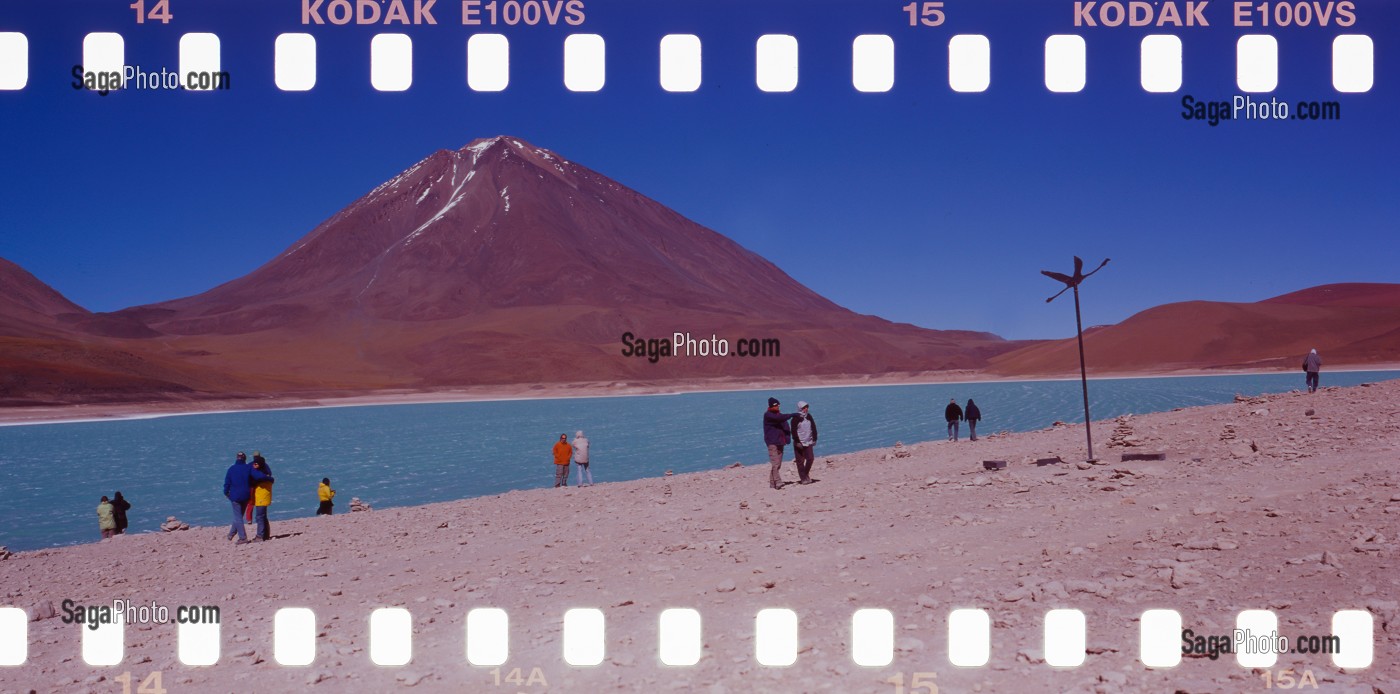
[224,451,269,544]
[763,397,794,490]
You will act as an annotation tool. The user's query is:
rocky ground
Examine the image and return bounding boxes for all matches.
[1,381,1398,693]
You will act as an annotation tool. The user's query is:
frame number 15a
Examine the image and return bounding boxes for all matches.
[887,672,939,694]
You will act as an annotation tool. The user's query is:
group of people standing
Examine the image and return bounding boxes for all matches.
[551,430,593,487]
[944,398,983,441]
[95,492,131,538]
[763,397,820,490]
[223,451,275,544]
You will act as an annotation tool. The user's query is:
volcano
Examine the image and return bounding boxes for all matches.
[79,136,1018,391]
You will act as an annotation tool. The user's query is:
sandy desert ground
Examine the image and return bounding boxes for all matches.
[1,380,1398,693]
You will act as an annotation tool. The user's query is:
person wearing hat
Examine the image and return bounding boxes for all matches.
[789,401,819,485]
[762,397,794,490]
[552,434,573,487]
[1302,348,1322,393]
[572,430,593,487]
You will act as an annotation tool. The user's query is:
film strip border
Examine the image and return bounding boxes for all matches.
[0,606,1378,669]
[0,31,1378,93]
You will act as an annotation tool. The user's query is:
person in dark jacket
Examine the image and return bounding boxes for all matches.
[1302,348,1322,393]
[964,399,982,441]
[111,492,131,534]
[945,398,964,441]
[789,401,819,485]
[224,452,269,545]
[763,397,794,490]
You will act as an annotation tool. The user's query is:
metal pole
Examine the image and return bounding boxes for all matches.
[1073,284,1095,462]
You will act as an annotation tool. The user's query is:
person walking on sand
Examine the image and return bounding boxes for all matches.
[1303,348,1322,393]
[224,451,269,545]
[111,491,131,534]
[763,397,794,490]
[553,434,572,487]
[945,398,964,441]
[790,401,819,485]
[318,478,335,515]
[96,496,117,539]
[965,399,982,442]
[251,458,275,541]
[572,431,593,487]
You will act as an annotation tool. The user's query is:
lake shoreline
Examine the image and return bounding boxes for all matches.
[4,363,1399,427]
[2,379,1396,692]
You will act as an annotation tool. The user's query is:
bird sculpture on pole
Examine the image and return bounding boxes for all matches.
[1041,256,1110,462]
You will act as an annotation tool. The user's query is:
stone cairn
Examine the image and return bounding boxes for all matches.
[161,516,190,532]
[349,497,373,513]
[1106,415,1145,448]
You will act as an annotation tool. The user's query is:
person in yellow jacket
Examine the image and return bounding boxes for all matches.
[317,478,335,515]
[96,496,117,539]
[552,434,572,488]
[251,458,274,541]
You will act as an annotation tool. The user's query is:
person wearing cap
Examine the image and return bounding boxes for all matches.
[945,398,964,441]
[789,401,819,485]
[572,430,593,487]
[763,397,794,490]
[552,434,573,487]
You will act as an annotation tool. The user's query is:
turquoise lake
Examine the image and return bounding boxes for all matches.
[2,371,1395,551]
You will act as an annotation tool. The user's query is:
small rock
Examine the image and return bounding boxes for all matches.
[30,600,55,621]
[396,671,426,687]
[715,580,736,593]
[916,594,937,608]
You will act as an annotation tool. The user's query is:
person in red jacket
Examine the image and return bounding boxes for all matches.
[552,434,572,487]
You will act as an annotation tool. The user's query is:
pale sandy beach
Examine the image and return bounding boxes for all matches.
[1,381,1398,693]
[5,365,1399,427]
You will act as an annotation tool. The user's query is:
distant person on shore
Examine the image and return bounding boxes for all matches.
[224,451,269,545]
[945,398,964,441]
[1303,348,1322,393]
[965,399,982,441]
[96,496,117,539]
[111,492,131,534]
[553,434,572,487]
[763,397,793,490]
[251,458,274,541]
[790,401,819,485]
[318,478,335,515]
[572,431,593,487]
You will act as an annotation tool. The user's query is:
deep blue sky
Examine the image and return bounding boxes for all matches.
[1,1,1395,339]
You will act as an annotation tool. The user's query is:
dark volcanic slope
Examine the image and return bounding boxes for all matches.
[988,283,1400,375]
[0,258,87,336]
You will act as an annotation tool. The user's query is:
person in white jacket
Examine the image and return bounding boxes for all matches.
[572,431,593,487]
